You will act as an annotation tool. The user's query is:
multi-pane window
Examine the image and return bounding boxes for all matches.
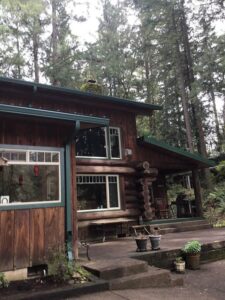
[0,148,61,206]
[77,175,120,211]
[76,127,121,159]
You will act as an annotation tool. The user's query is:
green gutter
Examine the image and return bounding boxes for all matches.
[138,136,215,167]
[0,76,162,111]
[0,103,109,126]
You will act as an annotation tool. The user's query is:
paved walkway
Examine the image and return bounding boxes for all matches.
[73,260,225,300]
[80,228,225,261]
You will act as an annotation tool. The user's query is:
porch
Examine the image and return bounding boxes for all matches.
[80,226,225,266]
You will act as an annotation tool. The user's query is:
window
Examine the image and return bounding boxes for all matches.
[77,175,120,211]
[76,127,121,159]
[0,147,62,207]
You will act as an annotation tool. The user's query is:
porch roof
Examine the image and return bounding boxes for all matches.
[0,103,109,126]
[137,136,215,169]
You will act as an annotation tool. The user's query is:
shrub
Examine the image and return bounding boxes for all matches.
[183,240,201,254]
[47,246,75,282]
[0,273,9,289]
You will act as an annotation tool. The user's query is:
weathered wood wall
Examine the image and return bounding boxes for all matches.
[0,208,64,271]
[0,114,68,271]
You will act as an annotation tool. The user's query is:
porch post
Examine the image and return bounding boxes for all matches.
[192,169,203,217]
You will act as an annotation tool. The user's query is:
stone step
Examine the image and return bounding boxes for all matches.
[83,258,148,280]
[109,266,182,290]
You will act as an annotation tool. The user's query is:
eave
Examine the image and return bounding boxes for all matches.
[0,77,162,114]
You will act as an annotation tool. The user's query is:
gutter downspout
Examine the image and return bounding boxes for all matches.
[65,120,80,260]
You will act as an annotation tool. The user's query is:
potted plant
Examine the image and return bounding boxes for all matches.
[174,256,185,273]
[135,234,148,252]
[183,240,201,270]
[149,227,161,251]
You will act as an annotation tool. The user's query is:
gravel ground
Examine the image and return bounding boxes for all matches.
[70,260,225,300]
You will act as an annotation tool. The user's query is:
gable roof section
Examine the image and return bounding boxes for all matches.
[138,136,215,168]
[0,77,162,113]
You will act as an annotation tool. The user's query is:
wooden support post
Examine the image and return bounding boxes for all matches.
[192,169,203,217]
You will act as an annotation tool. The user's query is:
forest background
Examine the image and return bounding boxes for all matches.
[0,0,225,222]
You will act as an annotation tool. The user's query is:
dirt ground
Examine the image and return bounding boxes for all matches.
[70,260,225,300]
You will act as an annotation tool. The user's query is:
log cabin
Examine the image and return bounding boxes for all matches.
[0,77,213,273]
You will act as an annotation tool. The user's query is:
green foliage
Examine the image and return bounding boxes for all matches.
[204,182,225,225]
[167,183,194,203]
[47,246,75,283]
[183,240,201,254]
[0,273,9,289]
[175,256,184,263]
[214,161,225,182]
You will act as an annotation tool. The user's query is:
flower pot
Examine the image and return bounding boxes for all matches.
[185,253,200,270]
[174,261,185,273]
[135,238,148,252]
[149,235,161,250]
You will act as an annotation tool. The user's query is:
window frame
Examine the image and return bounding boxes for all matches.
[76,127,122,160]
[0,144,65,211]
[109,127,122,160]
[77,174,121,212]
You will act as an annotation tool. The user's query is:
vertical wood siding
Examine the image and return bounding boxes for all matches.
[0,208,65,271]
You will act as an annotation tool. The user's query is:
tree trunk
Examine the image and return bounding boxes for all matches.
[33,29,39,83]
[179,0,207,157]
[51,0,59,86]
[172,9,194,152]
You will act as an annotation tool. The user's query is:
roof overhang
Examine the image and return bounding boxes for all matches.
[0,77,162,115]
[137,136,215,170]
[0,103,109,127]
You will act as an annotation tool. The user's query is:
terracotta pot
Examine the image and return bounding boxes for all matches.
[174,261,185,273]
[149,235,161,250]
[135,238,148,252]
[186,253,200,270]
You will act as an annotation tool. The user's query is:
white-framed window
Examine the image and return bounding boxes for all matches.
[77,174,120,212]
[0,147,62,206]
[76,127,122,159]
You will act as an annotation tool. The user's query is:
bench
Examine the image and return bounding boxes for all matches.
[131,224,160,236]
[90,217,136,242]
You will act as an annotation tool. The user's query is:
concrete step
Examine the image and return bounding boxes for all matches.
[155,219,210,230]
[159,223,212,234]
[109,266,182,290]
[83,258,148,280]
[174,223,212,232]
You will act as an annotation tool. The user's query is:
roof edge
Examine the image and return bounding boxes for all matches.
[0,76,162,112]
[0,103,109,126]
[138,136,215,167]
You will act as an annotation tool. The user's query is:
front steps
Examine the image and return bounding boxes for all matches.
[83,258,183,290]
[150,219,212,234]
